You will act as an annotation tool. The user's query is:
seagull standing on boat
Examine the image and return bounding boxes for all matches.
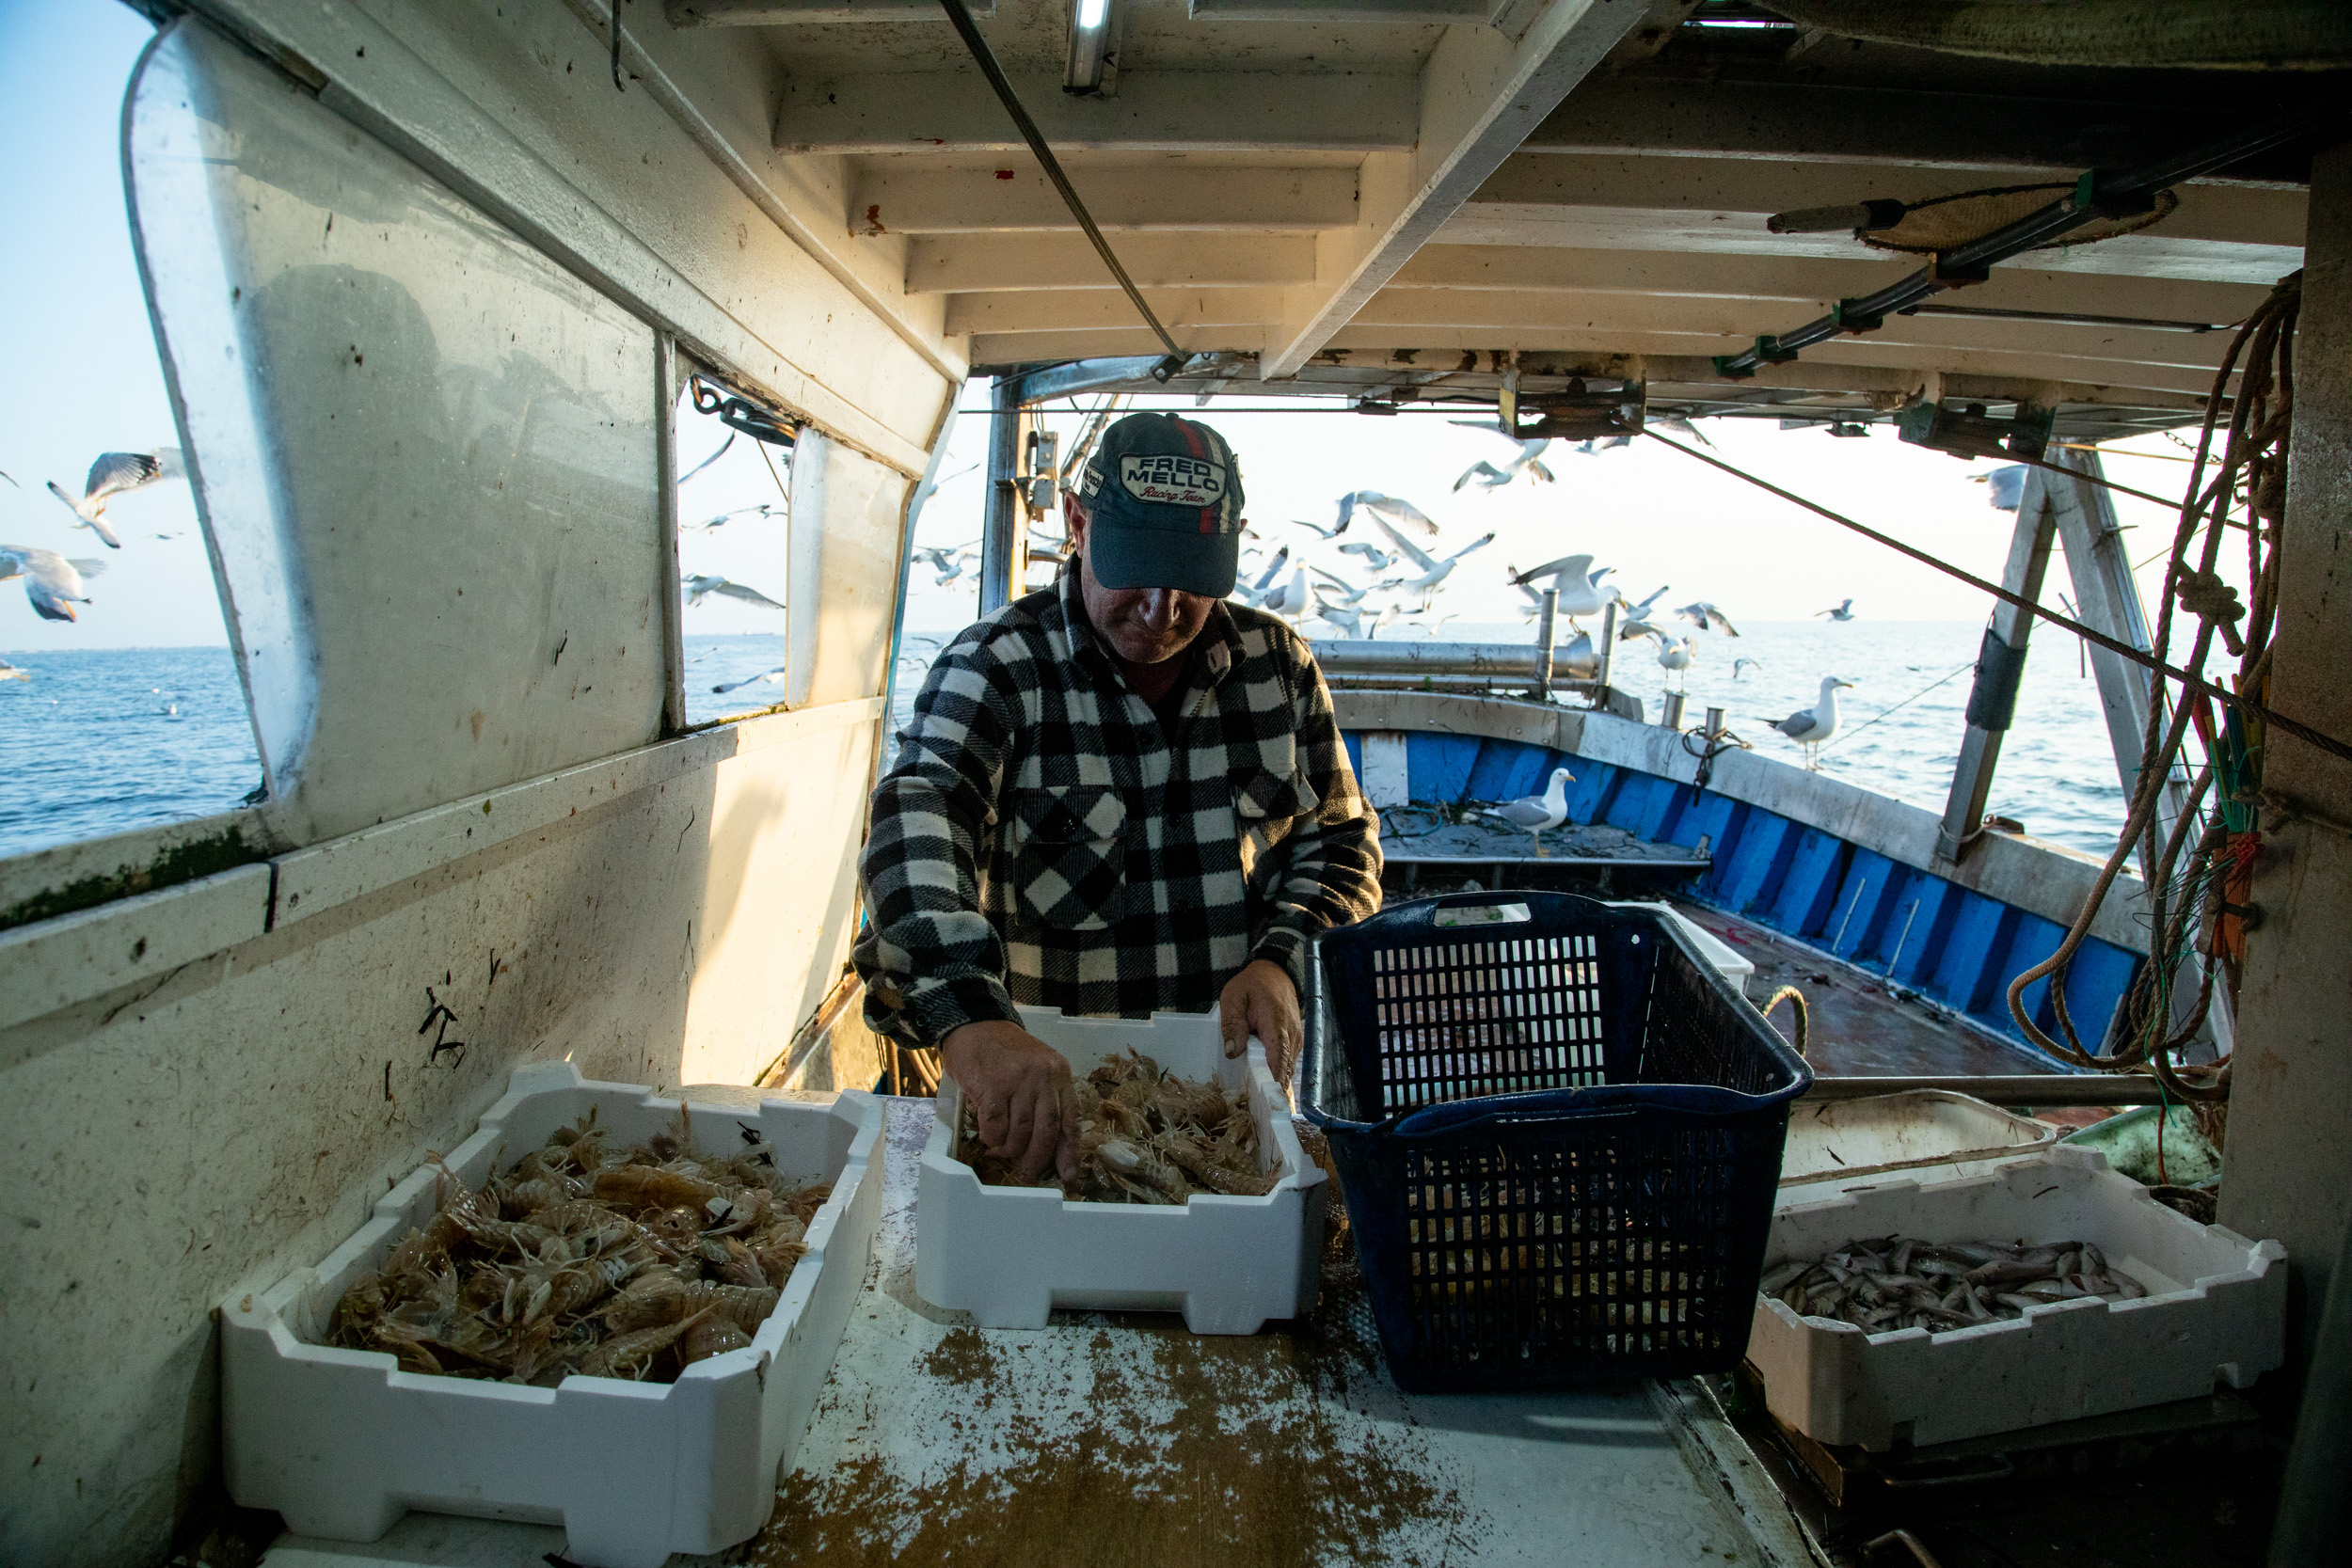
[45,448,184,549]
[683,574,785,610]
[1817,599,1857,622]
[1,546,105,622]
[1770,677,1854,769]
[1481,767,1575,857]
[1624,624,1694,687]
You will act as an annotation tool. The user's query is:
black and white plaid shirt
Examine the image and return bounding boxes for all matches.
[854,569,1382,1049]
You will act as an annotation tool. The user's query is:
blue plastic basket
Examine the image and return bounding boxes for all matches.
[1303,892,1811,1392]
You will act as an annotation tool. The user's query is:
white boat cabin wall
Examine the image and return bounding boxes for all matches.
[1,8,959,1565]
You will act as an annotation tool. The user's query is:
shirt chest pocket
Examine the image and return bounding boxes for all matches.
[1230,756,1321,880]
[1011,784,1129,929]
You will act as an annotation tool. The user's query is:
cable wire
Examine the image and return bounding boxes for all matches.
[938,0,1186,373]
[1640,429,2352,767]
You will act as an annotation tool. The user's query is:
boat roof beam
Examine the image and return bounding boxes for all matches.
[1523,74,2323,184]
[775,71,1419,154]
[1257,0,1652,378]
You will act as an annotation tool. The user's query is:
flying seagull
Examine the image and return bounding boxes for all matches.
[2,546,106,622]
[685,501,783,533]
[1374,517,1493,604]
[1817,598,1857,622]
[1454,438,1555,493]
[1677,601,1740,636]
[1770,676,1854,769]
[712,664,788,694]
[1335,490,1438,538]
[1480,767,1575,857]
[46,448,184,549]
[913,544,978,585]
[1309,567,1375,609]
[676,432,735,485]
[1513,554,1614,623]
[1336,541,1397,572]
[0,659,28,682]
[1732,657,1763,681]
[1614,584,1670,621]
[683,574,784,610]
[1231,546,1292,609]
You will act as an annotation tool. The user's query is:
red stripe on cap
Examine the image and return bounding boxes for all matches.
[1174,419,1216,533]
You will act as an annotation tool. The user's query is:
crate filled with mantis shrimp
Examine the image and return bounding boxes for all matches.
[917,1005,1326,1336]
[220,1062,882,1568]
[326,1103,830,1384]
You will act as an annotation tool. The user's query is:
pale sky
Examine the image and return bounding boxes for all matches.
[2,0,2240,663]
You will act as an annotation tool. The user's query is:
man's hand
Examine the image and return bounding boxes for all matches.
[940,1020,1079,1182]
[1219,958,1303,1089]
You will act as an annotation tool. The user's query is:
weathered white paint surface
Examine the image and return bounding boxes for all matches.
[130,24,671,845]
[0,703,886,1567]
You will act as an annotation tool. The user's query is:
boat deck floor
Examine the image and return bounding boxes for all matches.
[1377,807,1708,871]
[1664,901,2066,1081]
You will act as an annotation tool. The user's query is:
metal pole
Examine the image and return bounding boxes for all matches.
[979,375,1025,615]
[1934,488,2057,863]
[1661,691,1686,730]
[1595,600,1617,703]
[1533,588,1558,700]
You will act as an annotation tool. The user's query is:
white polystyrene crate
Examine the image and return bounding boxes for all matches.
[1777,1090,2057,1198]
[220,1063,882,1568]
[916,1005,1326,1334]
[1747,1147,2284,1452]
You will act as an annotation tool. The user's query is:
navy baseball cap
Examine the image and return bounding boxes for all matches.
[1071,413,1246,597]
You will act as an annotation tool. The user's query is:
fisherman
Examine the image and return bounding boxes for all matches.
[853,412,1383,1182]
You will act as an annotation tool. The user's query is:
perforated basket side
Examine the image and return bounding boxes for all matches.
[1331,1100,1793,1391]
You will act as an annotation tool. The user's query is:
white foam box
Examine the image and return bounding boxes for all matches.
[916,1005,1326,1334]
[1778,1090,2057,1197]
[1747,1146,2285,1452]
[220,1062,883,1568]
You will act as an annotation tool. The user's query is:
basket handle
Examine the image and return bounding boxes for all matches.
[1342,888,1614,940]
[1389,1082,1779,1138]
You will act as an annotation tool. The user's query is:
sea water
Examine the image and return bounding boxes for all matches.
[0,621,2136,862]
